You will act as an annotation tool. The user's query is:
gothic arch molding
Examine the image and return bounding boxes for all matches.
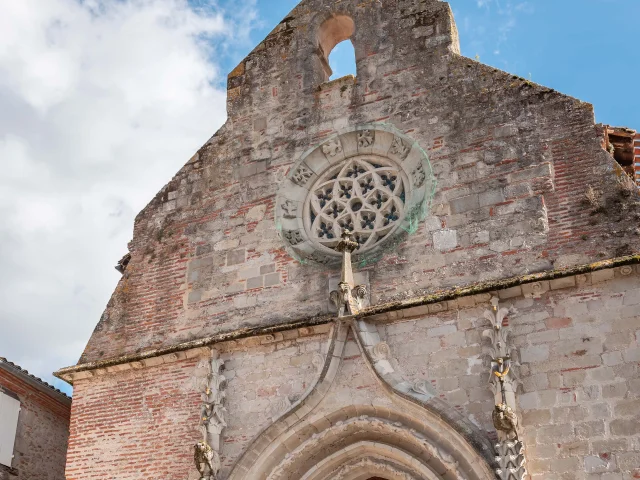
[227,323,495,480]
[299,441,440,480]
[230,403,494,480]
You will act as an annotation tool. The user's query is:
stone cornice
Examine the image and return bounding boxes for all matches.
[54,254,640,384]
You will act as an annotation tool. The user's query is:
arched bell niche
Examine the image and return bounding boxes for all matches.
[316,14,356,81]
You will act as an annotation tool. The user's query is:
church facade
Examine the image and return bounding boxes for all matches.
[56,1,640,479]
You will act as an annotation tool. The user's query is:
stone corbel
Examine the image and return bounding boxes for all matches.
[482,297,527,480]
[194,349,226,480]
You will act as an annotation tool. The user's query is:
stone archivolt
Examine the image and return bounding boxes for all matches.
[276,125,435,264]
[227,322,496,480]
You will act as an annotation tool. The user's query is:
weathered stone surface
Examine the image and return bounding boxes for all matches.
[60,1,640,479]
[75,0,639,364]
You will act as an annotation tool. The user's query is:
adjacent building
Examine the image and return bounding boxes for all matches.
[55,1,640,479]
[0,358,70,480]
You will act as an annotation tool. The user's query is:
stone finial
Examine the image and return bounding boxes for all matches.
[329,230,367,317]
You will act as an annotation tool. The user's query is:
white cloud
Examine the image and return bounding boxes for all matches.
[0,0,248,393]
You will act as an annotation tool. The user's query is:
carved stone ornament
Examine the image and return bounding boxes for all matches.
[390,136,410,159]
[495,440,527,480]
[194,441,221,480]
[270,396,292,420]
[281,200,297,219]
[410,380,434,397]
[322,138,343,157]
[275,126,435,265]
[620,265,633,276]
[194,350,226,480]
[371,341,391,361]
[482,297,528,479]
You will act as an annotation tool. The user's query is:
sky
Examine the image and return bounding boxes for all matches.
[0,0,638,396]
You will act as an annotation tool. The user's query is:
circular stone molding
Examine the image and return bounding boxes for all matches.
[276,125,435,264]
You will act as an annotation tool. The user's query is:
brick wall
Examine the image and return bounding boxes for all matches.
[0,369,70,480]
[66,326,329,480]
[62,1,640,478]
[66,357,201,480]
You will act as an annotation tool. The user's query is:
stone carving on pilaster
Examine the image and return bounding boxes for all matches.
[482,296,527,480]
[494,440,527,480]
[329,231,368,317]
[194,350,226,480]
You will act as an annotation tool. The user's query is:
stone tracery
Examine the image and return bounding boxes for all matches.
[276,126,435,264]
[309,158,407,253]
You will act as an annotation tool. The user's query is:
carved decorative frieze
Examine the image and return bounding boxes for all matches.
[194,350,226,480]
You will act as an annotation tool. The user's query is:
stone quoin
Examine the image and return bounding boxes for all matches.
[55,1,640,479]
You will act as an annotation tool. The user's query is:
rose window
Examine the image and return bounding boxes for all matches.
[305,157,407,254]
[276,126,435,264]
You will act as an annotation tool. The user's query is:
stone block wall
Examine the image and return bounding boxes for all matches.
[0,367,70,480]
[381,269,640,480]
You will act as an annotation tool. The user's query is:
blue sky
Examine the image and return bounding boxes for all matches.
[0,0,637,396]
